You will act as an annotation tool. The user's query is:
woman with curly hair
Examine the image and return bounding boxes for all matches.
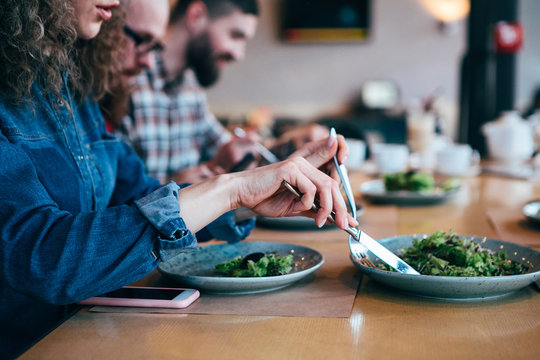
[0,0,353,357]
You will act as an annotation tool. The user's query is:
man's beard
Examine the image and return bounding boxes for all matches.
[186,31,231,88]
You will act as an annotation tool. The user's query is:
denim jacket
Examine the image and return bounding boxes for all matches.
[0,79,253,358]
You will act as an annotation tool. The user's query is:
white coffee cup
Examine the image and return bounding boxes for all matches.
[371,143,409,174]
[344,138,366,169]
[436,144,478,176]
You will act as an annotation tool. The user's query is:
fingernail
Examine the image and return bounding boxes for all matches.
[326,136,336,148]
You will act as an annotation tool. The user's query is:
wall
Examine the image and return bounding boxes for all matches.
[207,0,539,122]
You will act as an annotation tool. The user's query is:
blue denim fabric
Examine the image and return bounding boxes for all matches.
[198,210,255,244]
[0,79,253,358]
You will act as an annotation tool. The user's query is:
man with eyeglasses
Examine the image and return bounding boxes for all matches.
[114,0,329,184]
[100,0,169,130]
[123,25,165,73]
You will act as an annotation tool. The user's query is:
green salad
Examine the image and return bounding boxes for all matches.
[215,253,294,277]
[383,171,459,192]
[378,231,528,276]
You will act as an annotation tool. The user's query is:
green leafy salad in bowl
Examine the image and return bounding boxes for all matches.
[378,231,528,276]
[215,252,294,277]
[384,171,459,193]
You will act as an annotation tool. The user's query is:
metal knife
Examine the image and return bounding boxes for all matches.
[353,230,420,275]
[282,180,420,275]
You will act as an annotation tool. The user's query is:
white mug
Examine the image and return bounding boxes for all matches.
[436,144,479,176]
[371,143,409,174]
[344,138,366,169]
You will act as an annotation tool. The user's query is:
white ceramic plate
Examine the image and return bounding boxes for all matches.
[257,205,364,229]
[350,234,540,299]
[523,200,540,226]
[359,179,459,206]
[158,242,324,294]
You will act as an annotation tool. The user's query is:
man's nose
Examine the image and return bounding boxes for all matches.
[137,52,155,70]
[230,43,247,62]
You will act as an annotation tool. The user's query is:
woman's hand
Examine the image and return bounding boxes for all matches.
[231,157,355,229]
[289,133,349,183]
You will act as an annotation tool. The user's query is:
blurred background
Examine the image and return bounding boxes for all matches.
[206,0,540,156]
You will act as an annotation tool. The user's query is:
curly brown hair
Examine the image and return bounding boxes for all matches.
[76,5,127,103]
[95,7,130,126]
[0,0,126,106]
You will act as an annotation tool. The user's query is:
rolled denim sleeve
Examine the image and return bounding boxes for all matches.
[135,182,198,261]
[196,211,255,243]
[136,181,254,248]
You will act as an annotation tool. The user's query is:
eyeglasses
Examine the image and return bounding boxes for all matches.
[123,25,164,55]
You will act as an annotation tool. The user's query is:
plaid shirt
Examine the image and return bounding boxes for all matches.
[117,56,231,182]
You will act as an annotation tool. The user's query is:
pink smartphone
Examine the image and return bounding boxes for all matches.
[78,286,200,308]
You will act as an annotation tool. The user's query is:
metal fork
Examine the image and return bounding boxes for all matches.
[348,239,377,268]
[281,180,376,269]
[328,128,376,269]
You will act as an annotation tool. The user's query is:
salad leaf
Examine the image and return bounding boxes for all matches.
[215,253,294,277]
[384,171,435,192]
[383,171,460,193]
[378,231,528,276]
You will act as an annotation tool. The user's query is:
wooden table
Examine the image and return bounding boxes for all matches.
[20,174,540,360]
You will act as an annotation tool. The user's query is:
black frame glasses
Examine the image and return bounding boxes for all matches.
[123,25,164,55]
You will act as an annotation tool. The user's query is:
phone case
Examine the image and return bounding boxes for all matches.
[78,286,200,308]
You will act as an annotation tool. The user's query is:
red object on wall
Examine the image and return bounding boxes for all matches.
[494,22,523,53]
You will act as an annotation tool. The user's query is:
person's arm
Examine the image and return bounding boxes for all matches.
[269,123,330,160]
[110,128,254,243]
[177,135,355,232]
[169,162,220,184]
[0,134,195,305]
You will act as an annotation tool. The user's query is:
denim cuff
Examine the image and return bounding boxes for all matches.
[204,210,255,243]
[135,181,197,261]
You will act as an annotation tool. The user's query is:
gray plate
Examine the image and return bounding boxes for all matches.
[359,179,459,206]
[523,200,540,225]
[256,215,324,229]
[158,242,324,294]
[257,205,364,229]
[350,234,540,299]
